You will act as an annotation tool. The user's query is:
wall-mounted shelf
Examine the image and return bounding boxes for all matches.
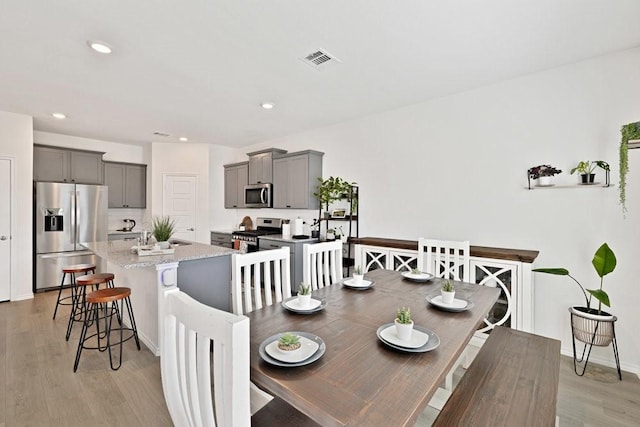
[526,183,614,190]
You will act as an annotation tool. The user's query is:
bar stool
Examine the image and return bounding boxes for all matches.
[66,273,114,341]
[53,263,96,320]
[73,287,140,372]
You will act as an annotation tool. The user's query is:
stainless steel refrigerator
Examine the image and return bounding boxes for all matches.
[34,182,108,292]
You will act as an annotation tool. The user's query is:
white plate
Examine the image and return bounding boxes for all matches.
[283,297,322,311]
[376,324,440,353]
[378,324,429,349]
[425,294,474,312]
[343,278,375,289]
[264,335,320,363]
[401,271,434,282]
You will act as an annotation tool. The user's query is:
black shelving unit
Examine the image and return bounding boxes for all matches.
[317,185,359,275]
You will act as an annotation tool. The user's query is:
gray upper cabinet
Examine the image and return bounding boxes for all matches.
[247,148,287,184]
[272,150,323,209]
[34,145,104,184]
[104,162,147,208]
[224,162,249,208]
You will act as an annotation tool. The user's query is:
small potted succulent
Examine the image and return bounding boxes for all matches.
[277,332,301,352]
[353,266,364,284]
[570,160,609,185]
[527,164,562,188]
[152,215,176,249]
[394,307,413,341]
[441,280,455,304]
[297,283,312,308]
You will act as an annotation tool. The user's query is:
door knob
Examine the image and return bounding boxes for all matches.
[187,228,195,231]
[0,236,7,240]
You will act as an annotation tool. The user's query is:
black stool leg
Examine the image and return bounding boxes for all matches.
[66,285,87,341]
[73,302,96,372]
[53,272,68,319]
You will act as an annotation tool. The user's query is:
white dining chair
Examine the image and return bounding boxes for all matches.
[417,238,470,282]
[303,240,343,290]
[232,247,292,315]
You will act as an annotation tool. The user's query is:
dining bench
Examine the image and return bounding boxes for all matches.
[433,326,561,426]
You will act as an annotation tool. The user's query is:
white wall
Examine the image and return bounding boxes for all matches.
[214,47,640,373]
[0,111,33,300]
[151,142,210,243]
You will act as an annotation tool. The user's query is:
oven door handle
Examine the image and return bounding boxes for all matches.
[260,188,266,204]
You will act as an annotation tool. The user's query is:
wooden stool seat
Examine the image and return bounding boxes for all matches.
[76,273,115,286]
[87,287,131,304]
[53,264,96,320]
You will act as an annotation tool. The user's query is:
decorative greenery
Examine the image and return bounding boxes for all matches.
[533,243,617,313]
[353,266,363,275]
[528,165,562,180]
[396,307,412,324]
[411,267,422,274]
[152,216,176,242]
[570,160,609,175]
[298,283,311,296]
[314,176,357,208]
[441,280,455,292]
[620,122,640,214]
[278,333,301,351]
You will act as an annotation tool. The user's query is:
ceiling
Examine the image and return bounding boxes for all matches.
[2,1,640,148]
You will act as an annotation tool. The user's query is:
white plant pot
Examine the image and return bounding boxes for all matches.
[352,274,364,284]
[394,319,414,341]
[569,306,616,346]
[537,176,552,186]
[297,293,311,308]
[441,290,455,304]
[158,241,170,250]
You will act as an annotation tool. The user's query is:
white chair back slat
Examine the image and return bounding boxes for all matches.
[418,238,470,282]
[303,241,344,290]
[232,247,291,315]
[160,287,251,427]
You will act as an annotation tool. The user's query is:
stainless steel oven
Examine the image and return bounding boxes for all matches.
[244,183,272,208]
[231,217,282,252]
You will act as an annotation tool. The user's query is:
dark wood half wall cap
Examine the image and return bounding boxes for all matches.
[349,237,539,263]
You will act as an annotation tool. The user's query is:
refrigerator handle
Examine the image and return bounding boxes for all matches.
[70,190,77,246]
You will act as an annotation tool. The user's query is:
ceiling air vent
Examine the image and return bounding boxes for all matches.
[300,49,341,70]
[153,131,171,137]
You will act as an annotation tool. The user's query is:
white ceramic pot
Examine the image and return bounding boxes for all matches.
[158,241,170,250]
[537,176,552,186]
[352,274,364,284]
[297,293,311,308]
[441,290,455,305]
[394,319,414,341]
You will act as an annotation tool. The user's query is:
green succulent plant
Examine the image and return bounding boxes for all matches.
[278,333,300,347]
[152,215,176,242]
[396,307,412,324]
[441,280,455,292]
[298,283,311,296]
[411,268,421,274]
[353,266,363,275]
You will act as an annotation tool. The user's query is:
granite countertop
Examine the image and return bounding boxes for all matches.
[82,240,236,269]
[260,234,319,243]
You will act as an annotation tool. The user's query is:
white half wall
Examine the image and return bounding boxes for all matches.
[216,47,640,373]
[0,111,33,300]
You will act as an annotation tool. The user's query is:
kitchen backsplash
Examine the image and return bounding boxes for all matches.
[107,208,148,232]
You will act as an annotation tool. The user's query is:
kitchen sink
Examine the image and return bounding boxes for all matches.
[169,239,192,246]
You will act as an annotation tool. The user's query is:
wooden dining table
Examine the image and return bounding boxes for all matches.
[247,269,501,426]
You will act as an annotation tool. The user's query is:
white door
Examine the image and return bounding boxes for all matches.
[0,158,12,301]
[163,174,197,242]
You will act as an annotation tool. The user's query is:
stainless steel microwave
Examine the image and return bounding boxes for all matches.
[244,183,272,208]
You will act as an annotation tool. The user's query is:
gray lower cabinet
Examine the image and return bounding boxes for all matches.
[272,150,323,209]
[104,162,147,208]
[259,238,313,293]
[224,162,248,208]
[34,145,104,184]
[211,231,233,249]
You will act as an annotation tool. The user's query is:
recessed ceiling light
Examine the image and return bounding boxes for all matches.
[87,40,112,54]
[179,137,188,142]
[261,102,275,110]
[52,113,66,119]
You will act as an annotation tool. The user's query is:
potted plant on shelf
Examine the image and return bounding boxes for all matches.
[570,160,610,185]
[527,164,562,188]
[152,215,176,249]
[297,283,312,308]
[620,121,640,214]
[395,307,413,341]
[441,280,455,304]
[533,243,617,346]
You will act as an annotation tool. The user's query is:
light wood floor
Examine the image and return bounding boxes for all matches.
[2,291,639,426]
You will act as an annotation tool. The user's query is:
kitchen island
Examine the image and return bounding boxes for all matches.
[82,240,236,355]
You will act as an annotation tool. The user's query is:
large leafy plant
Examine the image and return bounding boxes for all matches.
[533,243,616,313]
[314,176,356,206]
